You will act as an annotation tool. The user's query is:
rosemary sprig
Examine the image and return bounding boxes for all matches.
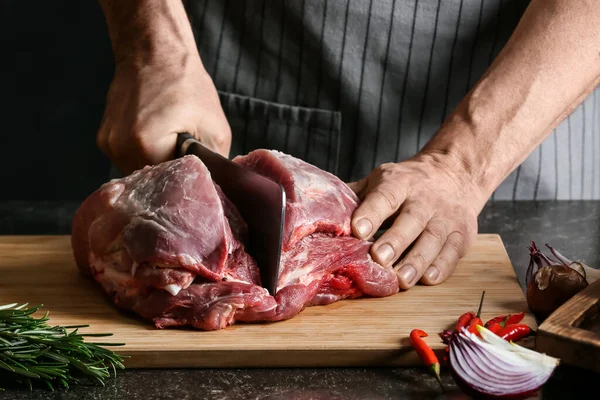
[0,303,126,391]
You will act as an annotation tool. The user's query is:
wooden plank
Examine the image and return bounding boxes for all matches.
[535,279,600,374]
[0,234,536,368]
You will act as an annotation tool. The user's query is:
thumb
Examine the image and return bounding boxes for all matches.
[346,178,368,198]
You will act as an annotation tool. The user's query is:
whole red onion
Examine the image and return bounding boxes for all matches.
[525,242,590,322]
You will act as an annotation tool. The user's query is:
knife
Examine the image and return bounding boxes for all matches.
[175,132,286,296]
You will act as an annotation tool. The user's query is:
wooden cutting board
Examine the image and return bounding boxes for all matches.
[0,234,536,368]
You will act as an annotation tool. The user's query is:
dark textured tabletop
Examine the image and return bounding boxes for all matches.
[1,200,599,399]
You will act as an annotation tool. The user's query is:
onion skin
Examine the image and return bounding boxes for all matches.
[526,264,588,322]
[525,242,590,322]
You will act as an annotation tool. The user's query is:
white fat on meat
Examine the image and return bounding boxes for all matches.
[163,284,183,296]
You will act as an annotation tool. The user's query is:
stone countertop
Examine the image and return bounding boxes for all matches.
[1,200,599,399]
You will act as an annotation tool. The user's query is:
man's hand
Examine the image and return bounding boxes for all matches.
[348,153,486,290]
[96,0,230,175]
[97,58,231,175]
[348,0,600,290]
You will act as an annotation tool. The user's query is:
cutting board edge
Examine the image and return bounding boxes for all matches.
[117,348,445,369]
[117,337,537,369]
[485,233,511,260]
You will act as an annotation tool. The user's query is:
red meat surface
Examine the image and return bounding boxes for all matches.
[72,150,399,331]
[233,150,359,250]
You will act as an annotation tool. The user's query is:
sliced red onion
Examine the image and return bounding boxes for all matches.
[449,326,559,399]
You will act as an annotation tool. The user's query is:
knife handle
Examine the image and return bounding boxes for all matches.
[175,132,198,158]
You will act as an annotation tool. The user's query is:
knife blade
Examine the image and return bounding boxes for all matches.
[175,132,286,296]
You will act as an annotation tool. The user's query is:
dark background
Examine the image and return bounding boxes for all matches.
[1,3,599,398]
[0,1,114,202]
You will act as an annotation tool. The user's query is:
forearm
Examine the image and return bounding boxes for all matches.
[97,0,200,67]
[422,0,600,200]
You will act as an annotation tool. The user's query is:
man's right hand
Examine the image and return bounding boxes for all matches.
[97,58,231,176]
[96,0,231,176]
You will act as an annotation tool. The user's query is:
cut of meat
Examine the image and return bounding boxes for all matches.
[126,282,278,331]
[272,235,400,321]
[72,156,257,286]
[71,150,399,331]
[232,150,359,250]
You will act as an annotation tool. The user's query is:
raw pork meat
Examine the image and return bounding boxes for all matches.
[232,150,359,251]
[72,150,399,331]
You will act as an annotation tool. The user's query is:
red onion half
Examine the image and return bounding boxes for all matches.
[449,326,559,399]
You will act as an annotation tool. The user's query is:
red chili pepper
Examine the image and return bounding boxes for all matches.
[486,322,503,335]
[456,311,475,331]
[464,291,486,336]
[484,315,506,327]
[475,291,485,320]
[504,311,525,326]
[467,317,483,336]
[484,310,525,330]
[498,324,531,341]
[410,329,445,392]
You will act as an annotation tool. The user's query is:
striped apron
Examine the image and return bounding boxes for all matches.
[184,0,600,200]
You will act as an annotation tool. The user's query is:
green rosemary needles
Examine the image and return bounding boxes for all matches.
[0,303,126,391]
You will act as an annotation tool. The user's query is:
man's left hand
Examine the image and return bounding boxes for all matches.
[348,153,486,290]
